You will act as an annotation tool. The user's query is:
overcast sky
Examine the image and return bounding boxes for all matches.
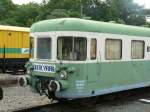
[12,0,150,9]
[134,0,150,9]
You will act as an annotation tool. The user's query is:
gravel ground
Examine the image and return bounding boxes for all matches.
[39,96,150,112]
[34,98,150,112]
[0,86,50,112]
[1,74,150,112]
[94,100,150,112]
[1,86,150,112]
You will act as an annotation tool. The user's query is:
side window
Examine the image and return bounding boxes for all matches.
[90,39,97,60]
[131,40,145,59]
[105,39,122,60]
[37,38,51,59]
[57,37,87,61]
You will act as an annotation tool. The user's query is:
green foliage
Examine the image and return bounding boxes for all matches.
[0,0,148,27]
[0,0,15,20]
[105,0,146,25]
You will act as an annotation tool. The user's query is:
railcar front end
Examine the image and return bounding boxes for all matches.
[19,34,96,99]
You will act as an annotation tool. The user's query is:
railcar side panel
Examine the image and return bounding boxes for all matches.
[53,61,150,98]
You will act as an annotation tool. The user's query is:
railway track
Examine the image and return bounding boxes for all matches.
[9,87,150,112]
[12,102,58,112]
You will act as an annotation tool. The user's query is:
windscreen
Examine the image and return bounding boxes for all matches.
[36,38,51,59]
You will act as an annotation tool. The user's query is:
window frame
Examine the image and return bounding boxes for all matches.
[131,40,145,59]
[57,36,87,61]
[105,38,122,60]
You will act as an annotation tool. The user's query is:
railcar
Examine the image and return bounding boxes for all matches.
[0,25,30,73]
[19,18,150,100]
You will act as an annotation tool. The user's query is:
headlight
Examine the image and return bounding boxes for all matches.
[59,70,67,79]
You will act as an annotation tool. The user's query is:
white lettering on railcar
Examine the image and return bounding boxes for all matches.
[34,64,55,73]
[75,80,85,93]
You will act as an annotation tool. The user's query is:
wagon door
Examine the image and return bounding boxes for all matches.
[87,38,100,83]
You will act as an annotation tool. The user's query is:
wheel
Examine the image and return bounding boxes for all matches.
[0,87,3,100]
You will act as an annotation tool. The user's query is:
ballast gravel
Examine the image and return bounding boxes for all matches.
[0,86,50,112]
[1,86,150,112]
[1,74,150,112]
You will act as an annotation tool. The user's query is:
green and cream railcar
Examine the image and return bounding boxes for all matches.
[19,18,150,99]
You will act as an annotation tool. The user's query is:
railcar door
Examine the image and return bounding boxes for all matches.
[87,38,100,83]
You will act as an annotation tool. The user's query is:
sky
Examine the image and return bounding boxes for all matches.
[134,0,150,9]
[12,0,150,9]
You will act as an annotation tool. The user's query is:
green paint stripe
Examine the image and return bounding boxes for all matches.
[0,48,22,54]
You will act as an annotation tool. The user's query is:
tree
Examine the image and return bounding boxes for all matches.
[0,0,15,20]
[37,0,81,21]
[106,0,146,25]
[0,0,147,27]
[4,2,40,27]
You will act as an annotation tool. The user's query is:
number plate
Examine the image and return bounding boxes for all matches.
[34,64,55,73]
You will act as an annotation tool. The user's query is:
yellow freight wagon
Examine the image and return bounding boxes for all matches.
[0,25,30,74]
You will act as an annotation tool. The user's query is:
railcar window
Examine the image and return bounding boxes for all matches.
[105,39,122,60]
[36,38,51,59]
[57,37,87,61]
[131,40,145,59]
[90,39,97,60]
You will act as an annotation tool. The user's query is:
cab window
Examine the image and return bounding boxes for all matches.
[57,36,87,61]
[36,38,51,59]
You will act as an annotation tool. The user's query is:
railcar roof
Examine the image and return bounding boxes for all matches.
[31,18,150,37]
[0,25,30,32]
